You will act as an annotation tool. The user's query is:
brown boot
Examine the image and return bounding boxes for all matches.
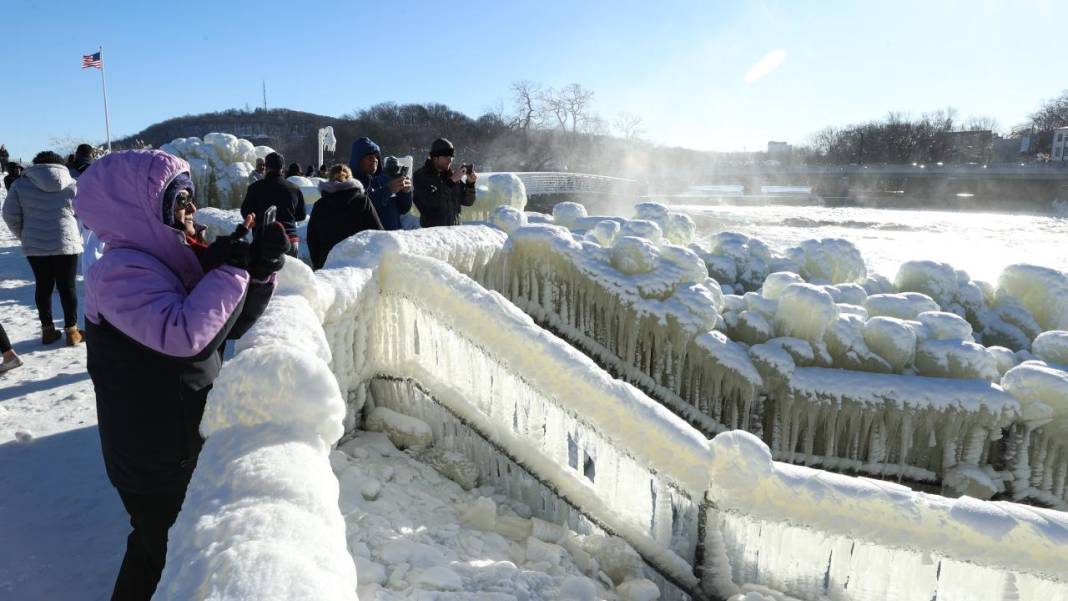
[42,325,61,345]
[65,326,84,346]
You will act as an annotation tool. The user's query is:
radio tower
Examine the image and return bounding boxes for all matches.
[262,80,267,111]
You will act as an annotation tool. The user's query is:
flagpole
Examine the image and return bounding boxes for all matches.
[98,46,112,153]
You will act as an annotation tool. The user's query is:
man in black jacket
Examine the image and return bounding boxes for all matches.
[240,152,306,256]
[412,138,477,227]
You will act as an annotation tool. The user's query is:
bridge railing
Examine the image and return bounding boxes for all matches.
[157,226,1068,600]
[514,171,639,196]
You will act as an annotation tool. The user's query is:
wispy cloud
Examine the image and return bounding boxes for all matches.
[744,49,786,84]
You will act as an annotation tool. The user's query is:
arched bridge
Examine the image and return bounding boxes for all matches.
[513,172,639,197]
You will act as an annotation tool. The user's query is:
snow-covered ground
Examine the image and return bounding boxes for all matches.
[0,221,125,600]
[335,431,643,601]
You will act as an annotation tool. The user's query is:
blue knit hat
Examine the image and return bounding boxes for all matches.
[161,172,195,227]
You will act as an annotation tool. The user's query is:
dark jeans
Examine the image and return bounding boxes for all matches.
[26,254,79,328]
[0,321,10,353]
[111,488,187,601]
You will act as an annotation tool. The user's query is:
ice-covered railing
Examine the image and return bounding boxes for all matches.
[153,261,357,600]
[483,220,764,439]
[704,431,1068,600]
[469,202,1068,506]
[476,215,1010,494]
[317,232,710,597]
[157,225,1068,600]
[315,231,1068,599]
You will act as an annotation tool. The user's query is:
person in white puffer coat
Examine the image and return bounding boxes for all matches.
[2,151,84,345]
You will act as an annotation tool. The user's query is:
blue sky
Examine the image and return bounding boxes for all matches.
[3,0,1065,160]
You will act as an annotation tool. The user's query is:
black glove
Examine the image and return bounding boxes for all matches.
[248,222,291,280]
[202,236,251,272]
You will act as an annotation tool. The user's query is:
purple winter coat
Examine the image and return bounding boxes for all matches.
[76,150,249,355]
[75,150,272,493]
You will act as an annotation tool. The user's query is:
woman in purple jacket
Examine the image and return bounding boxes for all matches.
[74,150,289,600]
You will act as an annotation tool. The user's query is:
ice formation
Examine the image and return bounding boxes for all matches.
[488,222,761,439]
[159,133,268,208]
[773,283,838,342]
[489,205,528,234]
[864,292,940,320]
[552,202,588,229]
[1034,330,1068,366]
[467,172,528,222]
[998,264,1068,331]
[633,202,697,245]
[154,268,356,600]
[155,214,1068,600]
[862,316,916,372]
[783,238,866,284]
[706,431,1068,600]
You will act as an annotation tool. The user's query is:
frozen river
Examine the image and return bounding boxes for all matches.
[670,204,1068,283]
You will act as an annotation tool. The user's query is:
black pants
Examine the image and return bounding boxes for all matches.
[111,488,186,601]
[26,254,79,328]
[0,321,11,353]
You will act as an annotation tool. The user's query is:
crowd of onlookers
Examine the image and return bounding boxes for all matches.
[0,133,479,600]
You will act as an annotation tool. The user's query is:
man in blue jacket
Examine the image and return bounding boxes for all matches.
[347,137,412,230]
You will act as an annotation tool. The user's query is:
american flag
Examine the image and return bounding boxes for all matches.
[81,51,102,69]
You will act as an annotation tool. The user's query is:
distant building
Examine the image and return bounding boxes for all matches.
[942,130,992,163]
[767,141,791,162]
[1052,127,1068,161]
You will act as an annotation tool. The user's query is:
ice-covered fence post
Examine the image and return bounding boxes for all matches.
[153,260,356,600]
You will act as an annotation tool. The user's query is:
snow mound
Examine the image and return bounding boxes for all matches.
[619,219,663,244]
[774,283,838,342]
[469,172,528,222]
[895,260,960,308]
[863,316,917,372]
[489,205,528,234]
[917,310,974,341]
[199,345,346,445]
[914,339,999,381]
[632,202,696,245]
[584,219,620,247]
[1001,362,1068,421]
[864,292,940,320]
[610,236,660,275]
[998,264,1068,331]
[1032,330,1068,366]
[552,202,588,228]
[761,272,804,301]
[784,238,866,284]
[700,232,787,292]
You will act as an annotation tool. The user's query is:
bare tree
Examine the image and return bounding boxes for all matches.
[961,115,999,133]
[511,80,542,132]
[1031,90,1068,131]
[540,84,596,135]
[614,113,645,141]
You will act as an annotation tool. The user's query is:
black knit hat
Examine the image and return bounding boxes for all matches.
[265,152,285,172]
[430,138,455,157]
